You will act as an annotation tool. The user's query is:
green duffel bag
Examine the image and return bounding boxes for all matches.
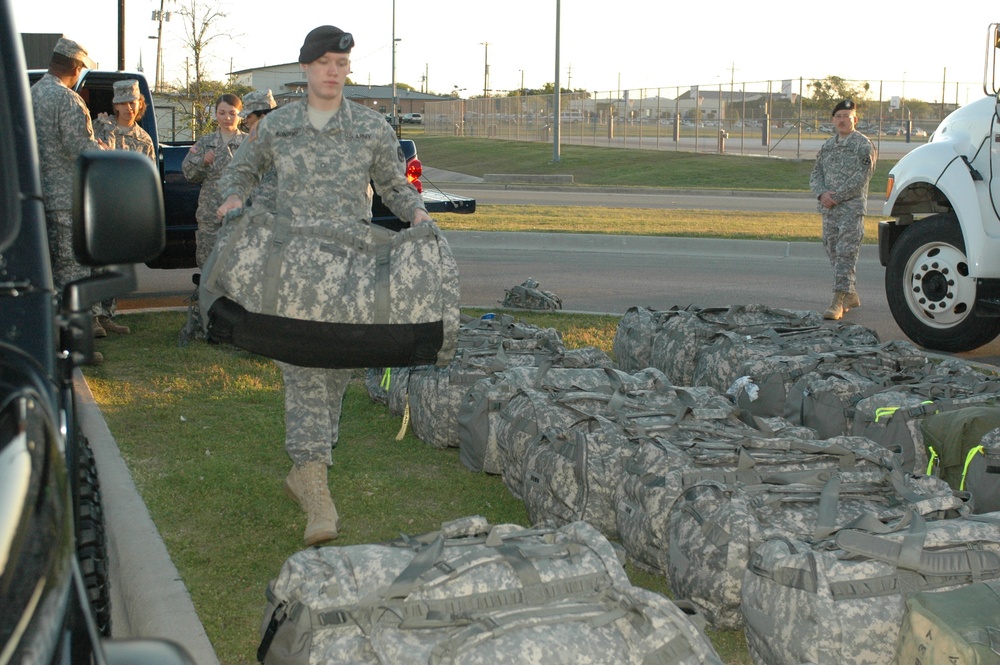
[922,405,1000,513]
[893,577,1000,664]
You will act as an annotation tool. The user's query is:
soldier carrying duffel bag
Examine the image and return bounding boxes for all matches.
[206,25,459,547]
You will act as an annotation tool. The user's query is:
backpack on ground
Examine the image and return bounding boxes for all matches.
[501,278,562,310]
[893,577,1000,665]
[921,405,1000,512]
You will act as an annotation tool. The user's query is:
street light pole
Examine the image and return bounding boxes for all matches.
[553,0,561,162]
[392,0,398,134]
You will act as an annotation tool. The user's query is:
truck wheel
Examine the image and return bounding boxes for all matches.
[77,434,112,636]
[885,214,1000,352]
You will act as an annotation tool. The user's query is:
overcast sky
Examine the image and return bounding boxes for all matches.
[14,0,1000,105]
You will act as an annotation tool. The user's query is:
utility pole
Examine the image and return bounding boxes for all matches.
[480,42,489,98]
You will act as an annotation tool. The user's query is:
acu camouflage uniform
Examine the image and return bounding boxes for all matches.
[30,73,104,306]
[809,129,876,294]
[182,127,246,267]
[218,96,427,466]
[94,116,155,320]
[95,119,155,160]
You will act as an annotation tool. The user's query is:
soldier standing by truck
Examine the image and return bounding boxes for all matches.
[30,37,108,360]
[92,78,156,336]
[810,99,877,321]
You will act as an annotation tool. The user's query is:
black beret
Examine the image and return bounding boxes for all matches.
[832,100,856,116]
[299,26,354,64]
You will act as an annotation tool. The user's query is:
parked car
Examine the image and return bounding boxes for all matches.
[402,112,423,124]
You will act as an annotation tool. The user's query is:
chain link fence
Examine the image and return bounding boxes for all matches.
[419,77,985,158]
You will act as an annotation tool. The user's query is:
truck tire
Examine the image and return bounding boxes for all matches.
[885,214,1000,352]
[77,434,112,636]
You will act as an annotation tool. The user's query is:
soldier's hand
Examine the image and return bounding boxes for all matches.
[413,209,432,225]
[217,195,243,220]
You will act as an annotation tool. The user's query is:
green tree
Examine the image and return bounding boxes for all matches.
[807,75,872,114]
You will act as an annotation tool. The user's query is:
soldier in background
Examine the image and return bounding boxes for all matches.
[30,37,108,361]
[810,99,877,321]
[239,89,278,212]
[217,25,430,546]
[92,79,156,336]
[182,93,245,268]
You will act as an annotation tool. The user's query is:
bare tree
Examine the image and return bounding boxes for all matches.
[174,0,231,136]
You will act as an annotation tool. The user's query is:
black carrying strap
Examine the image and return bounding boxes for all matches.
[207,296,444,369]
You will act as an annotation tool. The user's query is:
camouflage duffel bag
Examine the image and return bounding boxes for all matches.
[648,304,824,387]
[742,512,1000,665]
[665,467,966,631]
[257,516,724,665]
[458,366,668,474]
[521,414,634,539]
[201,208,460,369]
[615,434,892,576]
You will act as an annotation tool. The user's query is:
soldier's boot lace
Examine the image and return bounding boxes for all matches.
[823,291,847,321]
[844,291,861,311]
[285,462,339,545]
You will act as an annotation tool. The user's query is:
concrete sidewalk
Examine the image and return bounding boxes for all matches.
[76,372,220,665]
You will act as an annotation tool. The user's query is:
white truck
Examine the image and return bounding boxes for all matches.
[880,23,1000,352]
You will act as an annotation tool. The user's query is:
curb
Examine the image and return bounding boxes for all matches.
[75,371,220,665]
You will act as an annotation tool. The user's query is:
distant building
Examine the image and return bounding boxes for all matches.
[230,63,453,115]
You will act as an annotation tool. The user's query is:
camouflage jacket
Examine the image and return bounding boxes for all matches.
[809,129,877,214]
[182,129,246,219]
[219,97,426,224]
[30,73,103,212]
[96,120,155,160]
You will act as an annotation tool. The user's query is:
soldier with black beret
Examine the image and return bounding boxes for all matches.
[216,25,431,546]
[810,99,877,320]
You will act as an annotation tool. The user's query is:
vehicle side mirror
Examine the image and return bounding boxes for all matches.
[73,150,165,266]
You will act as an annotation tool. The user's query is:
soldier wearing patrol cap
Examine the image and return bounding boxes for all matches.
[90,79,157,337]
[810,99,877,320]
[216,25,432,546]
[30,37,109,362]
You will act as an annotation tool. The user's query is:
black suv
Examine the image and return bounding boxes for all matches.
[0,2,195,662]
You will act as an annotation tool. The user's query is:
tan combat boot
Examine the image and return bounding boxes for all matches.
[284,462,340,545]
[823,292,847,320]
[844,291,861,311]
[93,317,107,338]
[97,315,131,335]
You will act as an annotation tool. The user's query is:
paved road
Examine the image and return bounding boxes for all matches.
[128,231,1000,366]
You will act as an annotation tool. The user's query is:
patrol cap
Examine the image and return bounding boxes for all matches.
[298,25,354,63]
[832,99,856,116]
[53,37,96,69]
[112,79,141,104]
[239,89,277,117]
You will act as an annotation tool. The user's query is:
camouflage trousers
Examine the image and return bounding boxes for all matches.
[195,213,222,269]
[46,210,98,314]
[277,362,352,466]
[821,206,865,293]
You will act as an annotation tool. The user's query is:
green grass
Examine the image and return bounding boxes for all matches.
[86,310,752,665]
[412,135,896,193]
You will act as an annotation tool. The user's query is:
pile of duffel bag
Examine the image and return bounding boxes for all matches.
[318,303,1000,664]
